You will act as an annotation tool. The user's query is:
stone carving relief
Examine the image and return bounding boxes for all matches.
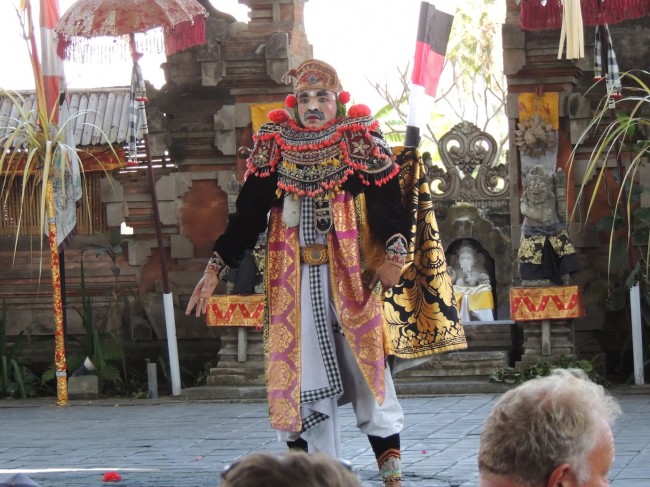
[428,121,509,209]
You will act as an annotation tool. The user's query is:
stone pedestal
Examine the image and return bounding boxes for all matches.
[207,327,265,386]
[517,319,575,367]
[510,285,585,367]
[204,294,266,387]
[68,376,99,400]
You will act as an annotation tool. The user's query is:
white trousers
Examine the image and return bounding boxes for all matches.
[276,199,404,457]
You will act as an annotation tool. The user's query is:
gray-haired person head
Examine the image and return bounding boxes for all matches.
[478,368,621,487]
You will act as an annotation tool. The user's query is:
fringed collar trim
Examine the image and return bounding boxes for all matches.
[246,116,399,198]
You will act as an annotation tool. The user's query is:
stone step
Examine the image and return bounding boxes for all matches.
[216,351,265,361]
[206,374,265,387]
[522,347,574,355]
[393,350,509,382]
[464,321,515,349]
[182,385,267,401]
[208,367,258,376]
[395,369,501,381]
[395,380,512,395]
[430,350,509,362]
[395,358,507,373]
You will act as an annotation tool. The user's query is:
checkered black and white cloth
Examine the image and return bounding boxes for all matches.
[299,197,343,411]
[128,61,148,165]
[594,24,622,100]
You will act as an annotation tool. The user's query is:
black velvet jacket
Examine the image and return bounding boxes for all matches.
[212,169,410,269]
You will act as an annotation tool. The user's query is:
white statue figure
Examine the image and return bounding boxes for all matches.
[449,241,495,322]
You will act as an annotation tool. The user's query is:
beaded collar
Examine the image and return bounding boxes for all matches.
[247,116,399,198]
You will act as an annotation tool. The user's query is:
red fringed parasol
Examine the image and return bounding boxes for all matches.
[55,0,207,62]
[520,0,650,30]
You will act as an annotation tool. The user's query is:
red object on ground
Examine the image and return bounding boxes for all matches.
[103,471,123,482]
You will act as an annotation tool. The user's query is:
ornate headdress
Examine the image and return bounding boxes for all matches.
[280,59,351,111]
[283,59,344,94]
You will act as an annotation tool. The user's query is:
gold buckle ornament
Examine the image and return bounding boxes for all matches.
[301,244,329,266]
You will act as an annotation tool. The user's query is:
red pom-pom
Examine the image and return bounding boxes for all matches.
[103,472,123,482]
[338,91,351,104]
[268,109,290,123]
[285,94,297,108]
[348,104,371,118]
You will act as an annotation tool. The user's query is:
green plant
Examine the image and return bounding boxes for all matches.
[85,230,134,382]
[41,258,124,391]
[131,388,149,399]
[0,300,40,398]
[156,355,204,393]
[193,361,215,387]
[490,356,608,386]
[567,70,650,379]
[569,71,650,276]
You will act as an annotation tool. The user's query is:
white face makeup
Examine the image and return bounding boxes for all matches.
[296,89,338,128]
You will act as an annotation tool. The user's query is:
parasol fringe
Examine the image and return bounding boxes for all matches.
[163,14,206,56]
[58,31,172,64]
[520,0,650,30]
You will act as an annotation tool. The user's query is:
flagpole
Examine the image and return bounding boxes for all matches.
[40,0,69,406]
[47,173,68,406]
[405,88,423,147]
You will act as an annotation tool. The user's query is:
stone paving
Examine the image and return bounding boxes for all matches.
[1,388,649,486]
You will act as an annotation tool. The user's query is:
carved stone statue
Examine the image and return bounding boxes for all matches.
[449,240,495,322]
[518,165,579,286]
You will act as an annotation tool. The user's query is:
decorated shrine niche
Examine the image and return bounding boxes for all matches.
[446,238,496,322]
[431,121,513,320]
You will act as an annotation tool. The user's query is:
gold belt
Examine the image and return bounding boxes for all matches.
[300,243,329,266]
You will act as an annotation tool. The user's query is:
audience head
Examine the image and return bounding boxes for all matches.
[219,451,362,487]
[478,368,621,487]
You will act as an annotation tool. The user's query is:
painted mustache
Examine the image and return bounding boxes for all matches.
[304,109,325,121]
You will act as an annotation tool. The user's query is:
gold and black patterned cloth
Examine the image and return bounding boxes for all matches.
[518,230,576,264]
[518,230,579,284]
[382,147,466,359]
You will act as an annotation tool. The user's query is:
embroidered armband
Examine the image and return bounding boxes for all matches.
[385,234,407,268]
[205,252,229,281]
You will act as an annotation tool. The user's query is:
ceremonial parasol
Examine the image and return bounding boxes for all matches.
[55,0,209,396]
[56,0,207,61]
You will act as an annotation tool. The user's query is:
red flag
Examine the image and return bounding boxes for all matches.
[406,2,456,146]
[40,0,63,121]
[41,0,82,248]
[411,2,454,98]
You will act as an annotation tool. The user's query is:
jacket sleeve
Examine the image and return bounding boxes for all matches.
[212,172,278,268]
[364,173,410,246]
